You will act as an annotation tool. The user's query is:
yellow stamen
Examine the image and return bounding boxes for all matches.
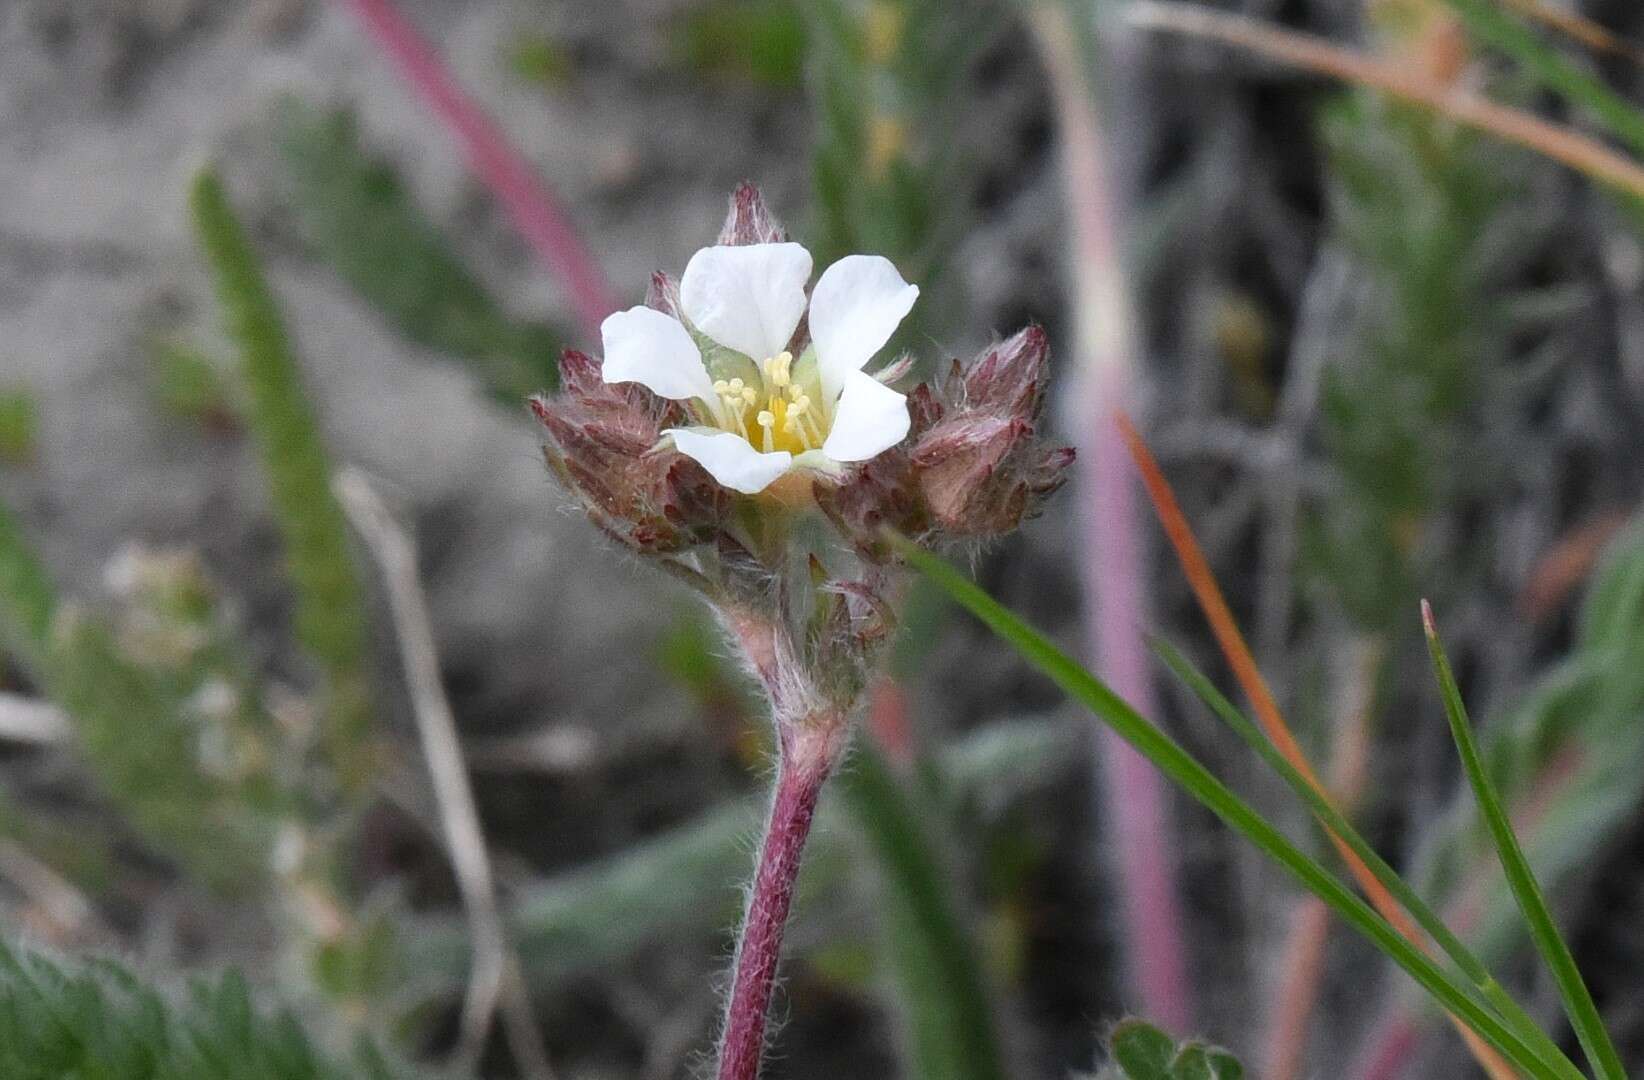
[764,351,793,389]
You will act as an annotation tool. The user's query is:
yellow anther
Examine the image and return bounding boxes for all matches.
[756,410,776,429]
[742,387,758,404]
[764,351,793,388]
[713,380,730,395]
[788,397,809,417]
[728,378,745,393]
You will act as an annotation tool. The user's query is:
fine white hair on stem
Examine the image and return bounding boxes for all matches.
[332,466,557,1080]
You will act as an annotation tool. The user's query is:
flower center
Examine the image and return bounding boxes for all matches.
[711,351,824,455]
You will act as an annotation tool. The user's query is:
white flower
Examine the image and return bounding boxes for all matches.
[599,243,918,495]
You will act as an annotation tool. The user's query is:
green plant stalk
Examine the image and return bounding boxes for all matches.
[841,740,1005,1080]
[1423,601,1626,1080]
[1150,637,1581,1080]
[895,536,1561,1077]
[189,169,374,786]
[1436,0,1644,161]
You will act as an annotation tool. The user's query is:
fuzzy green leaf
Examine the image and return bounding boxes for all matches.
[279,105,563,401]
[189,167,374,785]
[841,739,1005,1080]
[0,939,405,1080]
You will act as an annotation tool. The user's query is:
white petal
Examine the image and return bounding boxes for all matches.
[600,306,716,403]
[821,370,911,463]
[680,243,813,361]
[667,428,794,494]
[808,254,919,401]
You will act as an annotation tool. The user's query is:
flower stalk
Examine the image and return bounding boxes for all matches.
[717,711,847,1080]
[529,184,1073,1076]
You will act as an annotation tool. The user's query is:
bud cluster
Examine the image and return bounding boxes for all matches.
[530,185,1072,724]
[530,350,729,554]
[817,325,1074,557]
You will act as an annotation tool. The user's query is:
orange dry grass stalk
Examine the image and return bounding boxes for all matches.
[1115,411,1517,1080]
[1127,0,1644,201]
[1504,0,1644,64]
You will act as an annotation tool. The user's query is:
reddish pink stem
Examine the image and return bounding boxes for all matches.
[1087,401,1193,1033]
[717,741,834,1080]
[338,0,620,339]
[1032,6,1194,1033]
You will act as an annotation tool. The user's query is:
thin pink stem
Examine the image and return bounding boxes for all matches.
[717,738,834,1080]
[1031,5,1194,1033]
[338,0,620,339]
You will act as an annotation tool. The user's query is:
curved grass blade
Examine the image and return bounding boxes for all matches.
[893,536,1562,1078]
[1423,601,1626,1080]
[1115,407,1518,1078]
[1150,637,1581,1080]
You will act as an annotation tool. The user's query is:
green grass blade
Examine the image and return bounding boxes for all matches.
[1423,600,1627,1080]
[1150,637,1582,1080]
[894,537,1560,1077]
[840,740,1005,1080]
[189,168,374,785]
[1436,0,1644,161]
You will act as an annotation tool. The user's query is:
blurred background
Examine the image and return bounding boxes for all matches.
[2,0,1644,1077]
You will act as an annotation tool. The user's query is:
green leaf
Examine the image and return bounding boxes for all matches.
[1150,636,1576,1079]
[278,104,563,402]
[677,0,808,89]
[1110,1019,1176,1078]
[0,497,270,888]
[895,536,1571,1078]
[407,718,1076,995]
[0,496,58,674]
[840,739,1005,1080]
[1423,601,1626,1080]
[189,167,374,785]
[1172,1044,1243,1080]
[804,0,997,351]
[0,389,38,465]
[1408,516,1644,985]
[0,938,412,1080]
[1094,1020,1244,1080]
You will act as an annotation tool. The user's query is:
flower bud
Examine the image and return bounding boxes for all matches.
[813,383,944,558]
[909,326,1073,536]
[645,270,682,320]
[717,181,789,246]
[531,350,730,553]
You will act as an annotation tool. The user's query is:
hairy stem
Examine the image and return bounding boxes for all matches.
[717,724,839,1080]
